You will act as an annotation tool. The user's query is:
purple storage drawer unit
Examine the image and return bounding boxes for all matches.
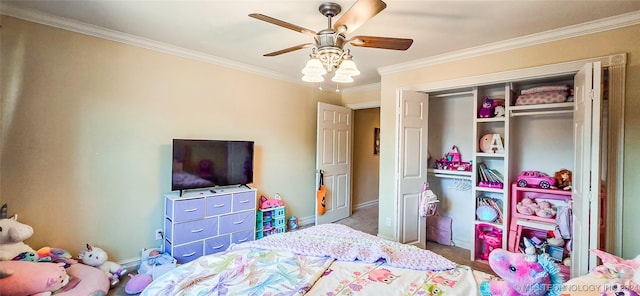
[169,198,205,222]
[172,241,203,264]
[172,217,218,245]
[164,188,256,262]
[204,235,230,255]
[219,211,254,234]
[233,191,256,212]
[206,194,232,216]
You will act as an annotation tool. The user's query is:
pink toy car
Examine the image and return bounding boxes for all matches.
[516,171,556,189]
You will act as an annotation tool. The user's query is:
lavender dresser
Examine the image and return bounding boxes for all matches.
[164,187,257,263]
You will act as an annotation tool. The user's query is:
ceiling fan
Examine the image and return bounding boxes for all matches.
[249,0,413,82]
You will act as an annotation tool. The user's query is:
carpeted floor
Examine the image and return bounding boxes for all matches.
[108,204,493,295]
[334,204,495,275]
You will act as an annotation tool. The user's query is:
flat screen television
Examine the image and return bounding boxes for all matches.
[172,139,254,191]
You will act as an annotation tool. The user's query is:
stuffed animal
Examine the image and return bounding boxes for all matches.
[494,105,506,117]
[0,204,37,261]
[590,249,640,286]
[479,97,495,118]
[125,273,153,294]
[480,248,563,296]
[78,243,127,286]
[260,194,284,209]
[0,261,71,296]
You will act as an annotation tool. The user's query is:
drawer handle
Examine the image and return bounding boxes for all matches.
[237,238,248,242]
[184,208,198,212]
[213,204,225,208]
[191,228,204,233]
[183,252,196,257]
[239,200,249,204]
[212,244,224,249]
[233,220,244,225]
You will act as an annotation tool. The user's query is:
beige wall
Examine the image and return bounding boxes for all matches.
[342,87,381,106]
[0,16,342,261]
[376,24,640,257]
[352,108,380,208]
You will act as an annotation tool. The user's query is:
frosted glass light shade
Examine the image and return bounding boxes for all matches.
[302,58,327,75]
[336,59,360,76]
[331,73,354,83]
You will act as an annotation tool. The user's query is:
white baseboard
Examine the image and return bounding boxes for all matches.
[119,257,141,272]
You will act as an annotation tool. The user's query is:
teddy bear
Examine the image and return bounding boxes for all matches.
[0,204,37,261]
[0,261,73,296]
[480,248,564,296]
[78,243,127,286]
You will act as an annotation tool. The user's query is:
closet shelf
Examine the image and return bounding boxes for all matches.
[509,102,574,117]
[428,169,472,179]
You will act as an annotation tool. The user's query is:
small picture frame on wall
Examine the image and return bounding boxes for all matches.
[374,128,380,155]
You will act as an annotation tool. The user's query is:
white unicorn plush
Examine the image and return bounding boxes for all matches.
[0,204,36,261]
[78,243,127,286]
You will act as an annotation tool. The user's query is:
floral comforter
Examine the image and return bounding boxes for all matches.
[142,224,492,295]
[141,247,334,296]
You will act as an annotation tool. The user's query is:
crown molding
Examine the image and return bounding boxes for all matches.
[341,82,381,94]
[379,10,640,75]
[0,3,304,86]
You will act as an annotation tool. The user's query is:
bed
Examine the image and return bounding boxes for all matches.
[141,223,496,295]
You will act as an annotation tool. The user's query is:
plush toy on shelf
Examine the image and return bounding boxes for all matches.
[0,204,37,261]
[78,243,127,286]
[479,97,495,118]
[480,248,564,296]
[260,194,285,209]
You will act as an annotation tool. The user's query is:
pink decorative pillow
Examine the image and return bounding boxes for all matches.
[56,263,110,296]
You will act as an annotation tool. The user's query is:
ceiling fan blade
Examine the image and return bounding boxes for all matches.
[249,13,316,37]
[333,0,387,34]
[263,43,314,57]
[348,36,413,50]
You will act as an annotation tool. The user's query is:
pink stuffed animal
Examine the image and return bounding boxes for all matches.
[480,248,563,296]
[0,261,71,295]
[259,195,284,209]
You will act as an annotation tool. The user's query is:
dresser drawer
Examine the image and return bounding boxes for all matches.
[168,198,205,222]
[233,191,256,212]
[219,211,254,234]
[171,217,217,245]
[172,241,203,264]
[206,194,232,216]
[204,235,230,255]
[232,229,254,244]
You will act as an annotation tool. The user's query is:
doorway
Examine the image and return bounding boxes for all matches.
[352,108,380,211]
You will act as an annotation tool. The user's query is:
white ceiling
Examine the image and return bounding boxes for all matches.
[2,0,640,91]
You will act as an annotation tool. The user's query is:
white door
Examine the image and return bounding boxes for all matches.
[572,61,602,277]
[396,90,429,248]
[315,102,353,225]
